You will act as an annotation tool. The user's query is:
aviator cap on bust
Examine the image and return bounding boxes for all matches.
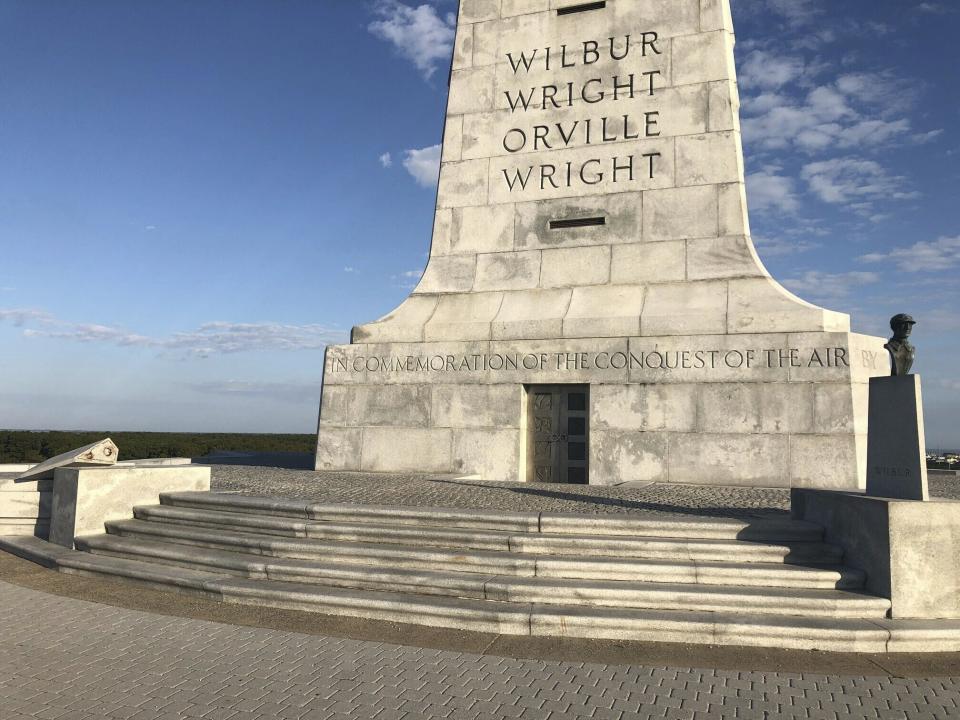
[890,313,917,327]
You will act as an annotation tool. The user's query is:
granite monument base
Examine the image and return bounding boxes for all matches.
[792,489,960,619]
[317,330,887,489]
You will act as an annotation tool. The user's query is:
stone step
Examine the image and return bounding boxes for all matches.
[160,491,823,541]
[27,545,895,652]
[105,519,858,588]
[77,534,888,618]
[130,505,843,564]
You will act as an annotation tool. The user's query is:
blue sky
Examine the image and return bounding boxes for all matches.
[0,0,958,447]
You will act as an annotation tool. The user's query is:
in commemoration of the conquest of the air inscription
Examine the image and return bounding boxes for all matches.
[327,344,887,377]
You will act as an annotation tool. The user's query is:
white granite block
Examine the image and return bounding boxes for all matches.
[687,236,765,281]
[611,241,686,284]
[592,383,698,432]
[540,245,610,288]
[591,430,669,485]
[676,131,743,187]
[643,185,718,243]
[642,281,728,336]
[453,428,521,480]
[361,428,453,473]
[492,288,572,339]
[564,285,645,338]
[669,433,789,486]
[475,250,541,291]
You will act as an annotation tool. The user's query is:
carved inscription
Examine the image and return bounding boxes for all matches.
[326,346,855,376]
[500,33,664,194]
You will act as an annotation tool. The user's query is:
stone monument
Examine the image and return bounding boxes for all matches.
[316,0,888,488]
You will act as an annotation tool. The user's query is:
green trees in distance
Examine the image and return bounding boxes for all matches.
[0,431,314,463]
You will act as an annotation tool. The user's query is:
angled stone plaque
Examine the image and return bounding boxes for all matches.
[16,439,119,482]
[316,0,888,487]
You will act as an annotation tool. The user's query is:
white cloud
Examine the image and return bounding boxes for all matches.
[343,266,355,273]
[753,236,820,257]
[746,168,800,214]
[403,144,442,187]
[782,270,880,300]
[0,308,53,326]
[800,157,918,211]
[766,0,820,25]
[401,270,422,278]
[860,236,960,273]
[4,308,345,357]
[738,50,805,91]
[369,1,456,79]
[379,152,393,168]
[188,380,320,402]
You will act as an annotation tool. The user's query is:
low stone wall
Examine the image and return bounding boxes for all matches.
[49,466,211,548]
[792,489,960,619]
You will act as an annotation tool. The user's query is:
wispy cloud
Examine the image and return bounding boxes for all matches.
[746,167,800,214]
[368,1,456,80]
[187,380,320,402]
[860,235,960,273]
[782,270,880,300]
[753,235,821,257]
[0,308,53,326]
[800,157,918,216]
[1,309,345,357]
[403,144,442,187]
[379,152,393,168]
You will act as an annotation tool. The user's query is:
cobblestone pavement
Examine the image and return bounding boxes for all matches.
[2,579,958,720]
[210,466,960,519]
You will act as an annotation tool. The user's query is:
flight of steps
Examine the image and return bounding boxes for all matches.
[4,490,957,652]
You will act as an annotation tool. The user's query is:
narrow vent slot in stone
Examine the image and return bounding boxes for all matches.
[557,1,606,16]
[550,217,606,230]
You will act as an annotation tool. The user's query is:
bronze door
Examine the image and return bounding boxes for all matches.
[527,385,589,484]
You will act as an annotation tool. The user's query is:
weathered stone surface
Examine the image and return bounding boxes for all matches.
[48,466,210,548]
[452,429,521,480]
[424,293,502,341]
[642,282,728,336]
[432,385,522,429]
[540,245,610,288]
[668,434,789,487]
[361,429,453,473]
[592,384,697,432]
[591,430,668,486]
[643,186,718,243]
[611,241,685,285]
[793,490,960,619]
[475,251,541,291]
[491,289,571,339]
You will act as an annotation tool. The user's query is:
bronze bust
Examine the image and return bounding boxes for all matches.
[885,313,916,376]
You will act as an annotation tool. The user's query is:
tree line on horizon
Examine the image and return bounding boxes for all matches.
[0,431,315,464]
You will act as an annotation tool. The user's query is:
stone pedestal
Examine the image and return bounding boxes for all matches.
[866,375,928,501]
[49,465,211,548]
[793,489,960,619]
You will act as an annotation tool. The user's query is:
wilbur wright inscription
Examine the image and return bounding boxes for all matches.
[316,0,890,488]
[499,32,665,194]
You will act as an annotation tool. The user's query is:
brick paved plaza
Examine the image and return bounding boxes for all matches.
[2,575,960,720]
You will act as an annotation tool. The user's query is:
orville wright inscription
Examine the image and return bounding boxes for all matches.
[501,33,664,193]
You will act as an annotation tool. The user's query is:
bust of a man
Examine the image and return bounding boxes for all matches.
[885,313,916,376]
